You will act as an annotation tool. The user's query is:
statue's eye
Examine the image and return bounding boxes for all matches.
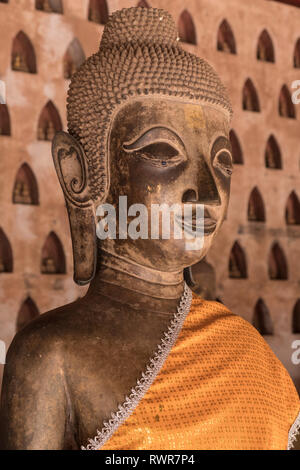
[123,140,184,167]
[213,149,233,177]
[123,127,186,167]
[141,142,179,158]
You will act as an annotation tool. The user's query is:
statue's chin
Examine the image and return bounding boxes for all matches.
[107,241,211,273]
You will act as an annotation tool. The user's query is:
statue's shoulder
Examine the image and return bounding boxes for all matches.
[5,295,119,378]
[5,299,89,369]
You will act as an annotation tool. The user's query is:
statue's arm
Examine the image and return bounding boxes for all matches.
[0,326,68,450]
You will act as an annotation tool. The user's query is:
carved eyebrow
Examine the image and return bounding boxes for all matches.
[123,126,185,152]
[211,136,231,160]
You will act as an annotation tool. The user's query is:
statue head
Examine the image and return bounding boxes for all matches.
[52,7,233,285]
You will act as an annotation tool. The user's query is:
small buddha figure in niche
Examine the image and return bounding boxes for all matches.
[0,258,5,273]
[286,207,296,225]
[257,41,267,62]
[36,0,53,13]
[229,252,242,278]
[279,97,287,117]
[269,261,278,280]
[63,57,77,80]
[41,257,56,274]
[38,120,55,141]
[37,124,46,141]
[265,142,276,168]
[243,86,253,111]
[12,53,29,73]
[0,7,299,451]
[248,198,257,221]
[88,7,99,24]
[218,37,231,54]
[46,121,55,141]
[42,0,53,13]
[13,181,31,205]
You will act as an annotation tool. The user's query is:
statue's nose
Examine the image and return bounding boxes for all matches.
[182,161,221,206]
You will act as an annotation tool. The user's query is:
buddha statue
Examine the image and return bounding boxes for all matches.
[42,0,53,13]
[46,120,56,141]
[265,141,276,168]
[63,57,77,80]
[248,198,257,221]
[41,257,56,274]
[38,123,47,141]
[0,7,299,451]
[12,53,29,74]
[21,183,32,205]
[13,181,23,204]
[13,181,31,205]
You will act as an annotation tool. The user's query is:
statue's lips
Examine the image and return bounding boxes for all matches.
[174,215,217,236]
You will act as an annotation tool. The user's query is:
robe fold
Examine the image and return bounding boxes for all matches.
[84,292,300,450]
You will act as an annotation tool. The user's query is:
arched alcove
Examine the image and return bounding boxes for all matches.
[178,10,197,45]
[285,191,300,225]
[292,299,300,333]
[12,163,39,205]
[268,242,288,280]
[0,228,13,273]
[256,29,275,62]
[242,78,260,112]
[253,299,274,335]
[229,130,243,164]
[229,241,248,279]
[12,31,37,74]
[63,38,86,79]
[265,135,282,169]
[37,100,62,141]
[0,104,11,136]
[88,0,109,24]
[294,38,300,68]
[217,19,236,54]
[137,0,150,6]
[279,85,296,118]
[35,0,63,13]
[41,232,66,274]
[248,187,266,222]
[16,297,39,332]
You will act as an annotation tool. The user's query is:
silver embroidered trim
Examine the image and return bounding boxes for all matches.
[287,409,300,450]
[82,283,193,450]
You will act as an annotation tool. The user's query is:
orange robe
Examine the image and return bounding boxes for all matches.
[85,292,300,450]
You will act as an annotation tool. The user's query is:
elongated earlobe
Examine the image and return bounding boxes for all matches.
[52,131,96,285]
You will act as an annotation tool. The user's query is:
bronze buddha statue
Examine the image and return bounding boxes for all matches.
[0,7,299,451]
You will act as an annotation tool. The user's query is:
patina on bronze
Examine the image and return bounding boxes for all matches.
[1,7,296,450]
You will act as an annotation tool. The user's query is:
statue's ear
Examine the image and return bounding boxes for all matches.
[52,131,97,286]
